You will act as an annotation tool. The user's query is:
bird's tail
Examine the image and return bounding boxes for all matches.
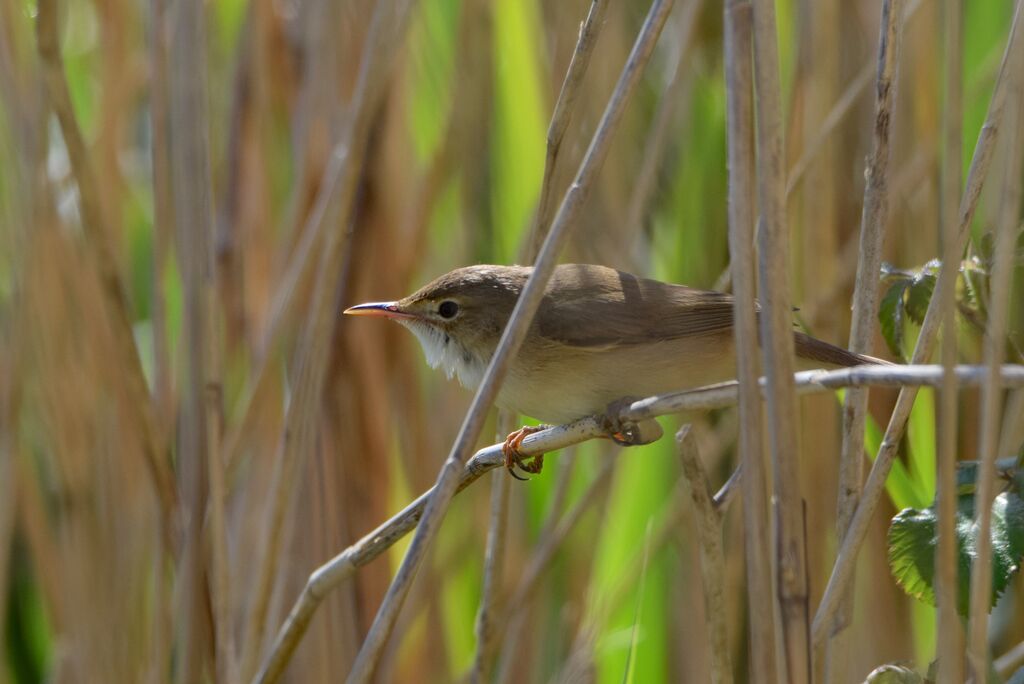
[793,331,894,368]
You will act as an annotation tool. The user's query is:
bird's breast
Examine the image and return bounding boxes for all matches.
[495,331,739,424]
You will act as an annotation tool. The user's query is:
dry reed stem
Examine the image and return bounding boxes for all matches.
[35,0,177,531]
[149,0,174,429]
[995,638,1024,678]
[207,295,233,681]
[936,0,965,680]
[967,70,1024,677]
[255,363,1024,682]
[238,0,420,677]
[811,0,1024,647]
[167,0,217,676]
[469,413,514,684]
[475,1,608,662]
[524,0,608,259]
[750,0,808,677]
[722,0,777,679]
[345,0,676,680]
[829,0,904,667]
[676,425,733,684]
[0,339,16,676]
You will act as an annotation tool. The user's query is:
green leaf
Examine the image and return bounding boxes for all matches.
[860,399,929,510]
[905,271,936,324]
[888,491,1024,616]
[907,389,937,504]
[879,279,910,361]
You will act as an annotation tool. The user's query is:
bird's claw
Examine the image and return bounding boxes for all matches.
[501,425,547,480]
[602,398,664,446]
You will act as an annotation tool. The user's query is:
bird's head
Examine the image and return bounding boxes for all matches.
[344,265,528,386]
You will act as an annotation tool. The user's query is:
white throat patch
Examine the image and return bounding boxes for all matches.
[399,320,485,389]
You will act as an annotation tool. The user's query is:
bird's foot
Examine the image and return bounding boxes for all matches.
[501,425,548,480]
[602,398,664,446]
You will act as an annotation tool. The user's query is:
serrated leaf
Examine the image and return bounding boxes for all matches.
[879,279,910,361]
[864,664,924,684]
[962,250,991,320]
[887,492,1024,616]
[905,272,936,324]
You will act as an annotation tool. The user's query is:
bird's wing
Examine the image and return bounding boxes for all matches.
[536,264,739,348]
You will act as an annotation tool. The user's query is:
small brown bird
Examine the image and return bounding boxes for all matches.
[345,264,886,477]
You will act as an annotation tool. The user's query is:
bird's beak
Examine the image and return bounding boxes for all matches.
[343,301,417,320]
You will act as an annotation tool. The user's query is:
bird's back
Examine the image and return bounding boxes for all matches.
[495,264,885,423]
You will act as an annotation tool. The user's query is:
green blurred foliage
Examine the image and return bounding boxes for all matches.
[3,0,1023,680]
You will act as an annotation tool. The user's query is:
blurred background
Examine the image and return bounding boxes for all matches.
[1,0,1023,681]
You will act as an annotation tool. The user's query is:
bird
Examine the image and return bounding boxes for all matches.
[345,263,887,478]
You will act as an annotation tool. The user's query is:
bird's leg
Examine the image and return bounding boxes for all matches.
[501,425,548,480]
[602,398,664,446]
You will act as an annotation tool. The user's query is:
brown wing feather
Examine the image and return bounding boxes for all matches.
[793,332,890,367]
[535,265,891,367]
[537,264,739,347]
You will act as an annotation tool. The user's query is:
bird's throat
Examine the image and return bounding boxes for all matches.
[399,320,487,389]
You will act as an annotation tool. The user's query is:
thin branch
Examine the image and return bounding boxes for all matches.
[469,413,514,684]
[620,366,1024,420]
[995,638,1024,678]
[829,0,905,669]
[811,0,1024,648]
[967,65,1024,678]
[237,0,419,677]
[344,1,677,680]
[713,463,742,511]
[750,0,807,677]
[255,363,1024,682]
[936,0,965,680]
[722,0,776,679]
[677,425,733,684]
[523,0,609,260]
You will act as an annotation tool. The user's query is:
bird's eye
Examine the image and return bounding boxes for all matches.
[438,300,459,319]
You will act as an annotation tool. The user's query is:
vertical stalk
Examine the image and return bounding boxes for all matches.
[167,0,217,677]
[750,0,808,679]
[829,0,904,675]
[469,412,513,683]
[966,68,1024,679]
[935,0,964,680]
[723,0,777,680]
[677,426,733,684]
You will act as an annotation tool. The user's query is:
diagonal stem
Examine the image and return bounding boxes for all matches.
[344,0,677,680]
